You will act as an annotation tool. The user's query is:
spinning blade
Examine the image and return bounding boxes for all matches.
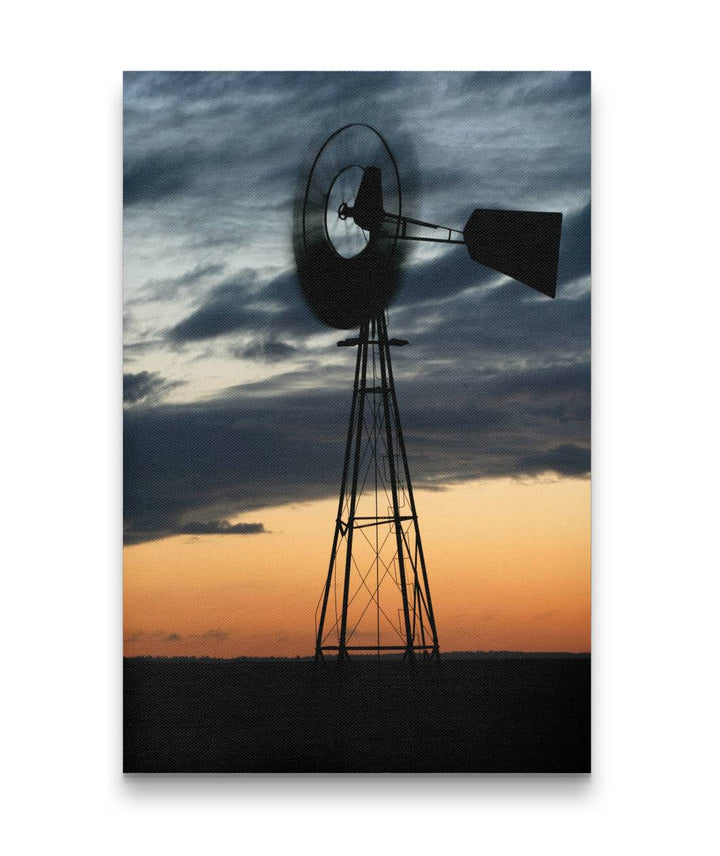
[293,124,415,329]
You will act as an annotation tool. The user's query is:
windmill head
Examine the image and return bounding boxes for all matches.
[348,166,385,231]
[294,124,564,330]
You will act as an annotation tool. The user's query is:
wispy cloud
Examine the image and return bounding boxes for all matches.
[138,262,226,302]
[123,371,185,405]
[178,520,266,535]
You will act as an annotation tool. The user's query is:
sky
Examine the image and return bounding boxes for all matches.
[123,71,591,657]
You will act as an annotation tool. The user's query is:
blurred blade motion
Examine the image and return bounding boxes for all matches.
[463,209,563,298]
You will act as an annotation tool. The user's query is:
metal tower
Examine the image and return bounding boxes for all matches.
[294,123,562,665]
[314,312,440,662]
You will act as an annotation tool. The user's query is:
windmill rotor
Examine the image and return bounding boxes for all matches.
[294,123,564,314]
[294,123,406,330]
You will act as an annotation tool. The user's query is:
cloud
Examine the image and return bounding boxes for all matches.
[519,444,591,477]
[178,520,266,535]
[124,628,229,642]
[229,338,299,362]
[124,72,590,368]
[165,194,589,350]
[391,201,589,313]
[124,360,589,544]
[167,269,317,343]
[191,628,228,640]
[123,371,185,405]
[124,630,170,643]
[555,203,591,288]
[124,514,267,545]
[139,262,226,302]
[167,273,260,342]
[123,340,167,362]
[123,149,198,205]
[123,71,590,249]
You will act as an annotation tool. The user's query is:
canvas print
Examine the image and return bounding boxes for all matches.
[123,71,591,773]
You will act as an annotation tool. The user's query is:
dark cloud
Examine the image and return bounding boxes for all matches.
[519,444,591,476]
[123,149,198,205]
[166,193,589,349]
[504,71,590,108]
[124,71,589,225]
[191,628,228,640]
[123,371,184,405]
[140,262,226,302]
[167,274,260,342]
[555,203,591,287]
[124,628,229,642]
[178,520,266,535]
[396,248,499,307]
[124,630,168,643]
[393,200,589,309]
[167,269,317,343]
[124,360,589,544]
[125,71,589,350]
[387,287,590,391]
[229,339,300,362]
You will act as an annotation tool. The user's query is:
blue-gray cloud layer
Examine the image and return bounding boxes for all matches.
[123,71,590,543]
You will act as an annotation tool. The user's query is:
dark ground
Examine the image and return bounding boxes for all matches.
[124,654,590,773]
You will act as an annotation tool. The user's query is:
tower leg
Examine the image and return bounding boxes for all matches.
[375,316,414,659]
[315,322,369,661]
[379,312,441,659]
[315,313,440,663]
[337,323,369,661]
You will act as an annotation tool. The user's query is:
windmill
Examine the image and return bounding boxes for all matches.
[293,124,562,663]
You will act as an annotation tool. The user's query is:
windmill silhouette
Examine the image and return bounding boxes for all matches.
[293,124,562,663]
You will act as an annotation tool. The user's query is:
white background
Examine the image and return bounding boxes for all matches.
[3,2,718,853]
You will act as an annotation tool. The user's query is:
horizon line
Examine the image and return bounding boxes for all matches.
[124,650,591,661]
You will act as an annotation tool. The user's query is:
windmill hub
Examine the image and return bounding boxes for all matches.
[324,165,369,259]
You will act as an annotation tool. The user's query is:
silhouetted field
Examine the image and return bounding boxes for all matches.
[124,655,590,773]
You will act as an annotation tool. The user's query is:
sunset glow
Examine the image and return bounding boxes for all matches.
[124,475,590,657]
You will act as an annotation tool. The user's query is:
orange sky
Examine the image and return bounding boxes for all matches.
[124,475,590,657]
